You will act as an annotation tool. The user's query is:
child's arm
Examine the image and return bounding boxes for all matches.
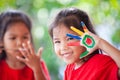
[99,39,120,67]
[32,48,49,80]
[98,38,120,78]
[33,63,48,80]
[33,63,47,80]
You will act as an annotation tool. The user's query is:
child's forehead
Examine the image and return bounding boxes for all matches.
[52,25,77,38]
[5,23,30,35]
[53,25,70,33]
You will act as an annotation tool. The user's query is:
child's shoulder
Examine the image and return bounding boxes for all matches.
[87,54,117,67]
[91,54,112,62]
[0,59,6,68]
[0,59,5,64]
[65,54,116,69]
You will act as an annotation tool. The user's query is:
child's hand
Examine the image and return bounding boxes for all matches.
[66,21,101,58]
[16,41,43,71]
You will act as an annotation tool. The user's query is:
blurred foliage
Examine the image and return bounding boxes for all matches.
[0,0,120,80]
[112,28,120,44]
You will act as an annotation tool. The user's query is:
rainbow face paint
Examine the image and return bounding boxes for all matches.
[66,21,96,58]
[66,34,81,40]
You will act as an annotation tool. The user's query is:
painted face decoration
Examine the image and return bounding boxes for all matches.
[66,21,96,58]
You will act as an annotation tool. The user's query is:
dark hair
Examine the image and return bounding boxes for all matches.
[49,7,101,55]
[0,10,33,60]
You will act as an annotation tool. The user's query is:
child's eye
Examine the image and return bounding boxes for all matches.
[9,37,16,40]
[23,36,30,40]
[67,37,74,41]
[54,41,60,44]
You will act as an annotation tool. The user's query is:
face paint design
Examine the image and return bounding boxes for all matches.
[67,21,96,58]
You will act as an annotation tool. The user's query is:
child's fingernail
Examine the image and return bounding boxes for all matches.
[16,56,19,59]
[27,41,31,44]
[19,48,26,51]
[22,43,25,47]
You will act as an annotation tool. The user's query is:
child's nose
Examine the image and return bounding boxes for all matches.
[61,42,68,50]
[16,39,23,47]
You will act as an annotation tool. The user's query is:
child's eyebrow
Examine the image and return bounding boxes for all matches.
[8,32,30,36]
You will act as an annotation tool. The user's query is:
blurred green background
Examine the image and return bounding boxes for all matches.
[0,0,120,80]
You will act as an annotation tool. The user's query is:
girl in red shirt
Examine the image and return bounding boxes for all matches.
[49,7,120,80]
[0,10,50,80]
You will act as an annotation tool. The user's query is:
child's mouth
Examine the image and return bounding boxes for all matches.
[62,52,73,59]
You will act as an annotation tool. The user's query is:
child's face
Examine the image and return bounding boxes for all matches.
[3,22,31,59]
[52,24,86,64]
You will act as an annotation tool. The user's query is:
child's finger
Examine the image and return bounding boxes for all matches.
[71,26,84,36]
[80,50,89,59]
[27,41,35,55]
[37,47,43,57]
[66,33,81,40]
[19,48,29,58]
[81,21,89,32]
[22,43,31,57]
[16,56,28,62]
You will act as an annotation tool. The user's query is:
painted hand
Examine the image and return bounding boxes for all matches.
[66,21,100,58]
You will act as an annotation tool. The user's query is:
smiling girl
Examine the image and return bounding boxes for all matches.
[49,7,120,80]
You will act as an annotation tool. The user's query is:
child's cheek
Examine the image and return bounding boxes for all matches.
[54,45,60,55]
[72,46,86,54]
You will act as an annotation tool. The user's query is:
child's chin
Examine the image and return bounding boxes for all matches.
[64,60,74,64]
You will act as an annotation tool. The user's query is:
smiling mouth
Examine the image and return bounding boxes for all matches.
[62,52,73,58]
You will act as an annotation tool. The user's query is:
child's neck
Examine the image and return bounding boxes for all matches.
[74,54,95,69]
[6,57,25,69]
[74,59,85,70]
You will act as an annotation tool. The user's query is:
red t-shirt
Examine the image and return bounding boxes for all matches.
[0,60,50,80]
[41,60,51,80]
[64,54,118,80]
